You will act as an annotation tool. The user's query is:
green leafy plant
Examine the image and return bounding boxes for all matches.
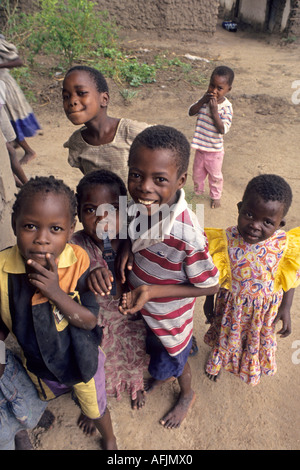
[1,0,210,93]
[3,0,118,66]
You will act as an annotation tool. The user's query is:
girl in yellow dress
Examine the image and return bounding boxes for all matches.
[204,174,300,385]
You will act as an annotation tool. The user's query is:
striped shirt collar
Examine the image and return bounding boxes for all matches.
[129,189,187,253]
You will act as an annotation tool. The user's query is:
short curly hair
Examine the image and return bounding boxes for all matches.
[211,65,234,87]
[64,65,109,94]
[12,175,77,222]
[128,125,190,177]
[76,169,127,217]
[242,174,292,216]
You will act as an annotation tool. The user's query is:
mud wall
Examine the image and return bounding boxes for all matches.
[97,0,219,34]
[1,0,219,35]
[288,0,300,36]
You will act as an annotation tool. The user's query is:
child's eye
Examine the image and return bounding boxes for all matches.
[155,177,167,183]
[264,219,274,226]
[129,172,140,179]
[52,226,63,232]
[84,207,96,214]
[24,223,36,230]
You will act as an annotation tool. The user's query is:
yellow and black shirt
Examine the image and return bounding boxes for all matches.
[0,243,102,387]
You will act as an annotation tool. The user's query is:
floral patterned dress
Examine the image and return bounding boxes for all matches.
[71,231,149,401]
[204,226,300,385]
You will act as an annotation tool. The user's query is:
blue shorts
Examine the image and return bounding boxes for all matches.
[145,326,192,381]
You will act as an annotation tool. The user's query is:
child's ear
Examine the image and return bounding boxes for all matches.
[68,220,76,240]
[178,172,187,189]
[100,91,109,108]
[279,218,286,228]
[11,214,16,235]
[237,201,242,212]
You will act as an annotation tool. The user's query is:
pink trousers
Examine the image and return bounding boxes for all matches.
[192,149,224,200]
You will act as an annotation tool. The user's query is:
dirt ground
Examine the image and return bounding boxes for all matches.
[11,24,300,451]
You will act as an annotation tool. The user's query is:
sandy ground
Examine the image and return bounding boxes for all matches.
[9,25,300,451]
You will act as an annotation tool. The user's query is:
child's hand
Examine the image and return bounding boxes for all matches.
[87,267,114,296]
[274,305,292,338]
[118,286,150,315]
[203,91,214,103]
[209,96,218,114]
[204,295,215,324]
[27,254,61,300]
[115,239,133,284]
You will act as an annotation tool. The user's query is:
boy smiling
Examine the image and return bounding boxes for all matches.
[120,125,219,428]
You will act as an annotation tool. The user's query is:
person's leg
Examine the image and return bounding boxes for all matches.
[145,330,195,428]
[17,139,37,165]
[74,349,117,449]
[77,408,117,450]
[159,361,195,429]
[14,430,33,450]
[93,408,117,450]
[143,325,175,392]
[6,142,28,185]
[206,151,224,208]
[192,149,207,195]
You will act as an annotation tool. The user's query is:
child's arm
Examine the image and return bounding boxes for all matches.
[188,92,211,116]
[0,57,23,70]
[274,288,294,337]
[203,295,215,324]
[208,98,225,134]
[27,254,97,330]
[119,283,219,315]
[115,238,133,284]
[87,266,115,296]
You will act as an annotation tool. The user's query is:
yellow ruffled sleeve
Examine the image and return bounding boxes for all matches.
[274,227,300,292]
[204,228,231,290]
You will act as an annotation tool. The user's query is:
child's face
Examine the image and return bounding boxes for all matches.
[237,194,286,244]
[62,70,108,126]
[207,74,231,103]
[79,184,122,242]
[128,146,187,215]
[13,192,75,268]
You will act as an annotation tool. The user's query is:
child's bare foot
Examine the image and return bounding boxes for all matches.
[77,413,97,436]
[211,199,221,209]
[144,376,175,393]
[14,430,34,450]
[19,151,36,165]
[36,409,55,430]
[205,369,221,382]
[159,390,196,429]
[131,390,146,410]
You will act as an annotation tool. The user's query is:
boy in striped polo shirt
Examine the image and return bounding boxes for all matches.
[189,66,234,209]
[119,125,219,429]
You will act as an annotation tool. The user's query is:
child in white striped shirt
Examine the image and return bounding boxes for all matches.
[189,65,234,209]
